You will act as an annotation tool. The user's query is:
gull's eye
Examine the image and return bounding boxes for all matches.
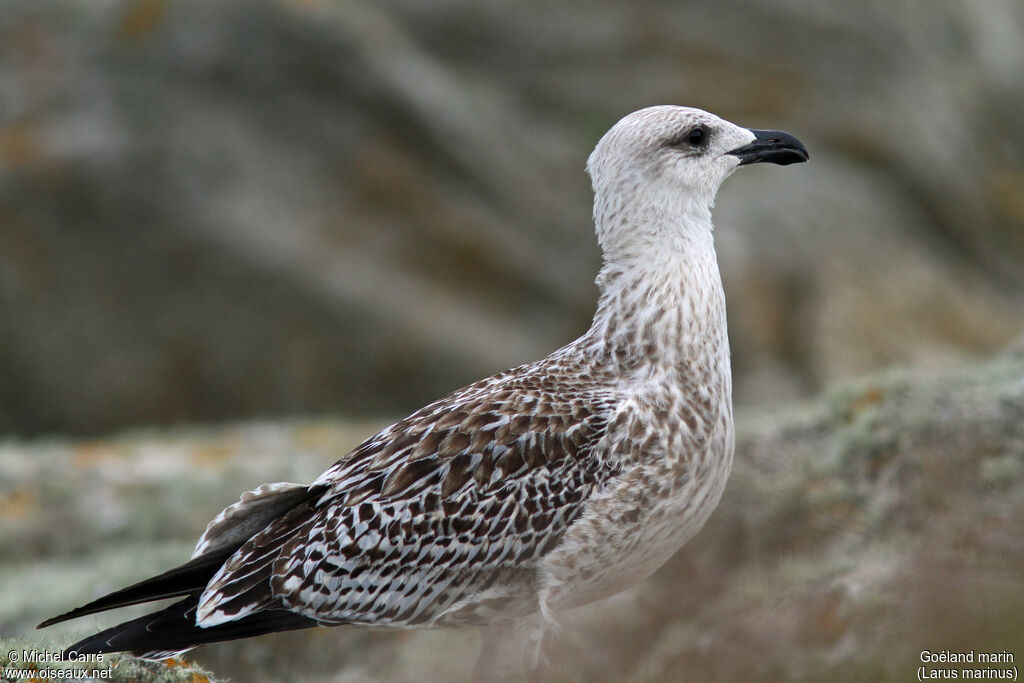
[667,126,709,150]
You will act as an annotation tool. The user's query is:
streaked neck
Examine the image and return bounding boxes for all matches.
[582,220,728,380]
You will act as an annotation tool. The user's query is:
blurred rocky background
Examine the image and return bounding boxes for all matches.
[2,0,1021,435]
[1,0,1023,681]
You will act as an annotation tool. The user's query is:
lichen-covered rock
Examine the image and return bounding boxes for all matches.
[0,642,223,683]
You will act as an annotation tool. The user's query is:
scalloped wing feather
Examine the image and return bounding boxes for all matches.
[195,363,621,628]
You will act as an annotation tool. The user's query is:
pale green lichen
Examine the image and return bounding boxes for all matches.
[0,635,223,683]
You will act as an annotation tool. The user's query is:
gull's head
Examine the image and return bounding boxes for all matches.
[587,106,808,256]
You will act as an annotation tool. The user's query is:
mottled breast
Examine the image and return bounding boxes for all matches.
[537,376,735,612]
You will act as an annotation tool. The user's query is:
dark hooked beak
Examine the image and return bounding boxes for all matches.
[727,129,809,166]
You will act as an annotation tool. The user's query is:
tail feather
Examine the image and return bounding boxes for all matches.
[64,594,318,658]
[39,482,324,656]
[37,548,236,629]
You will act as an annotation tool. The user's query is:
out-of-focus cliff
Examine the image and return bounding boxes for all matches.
[2,0,1022,435]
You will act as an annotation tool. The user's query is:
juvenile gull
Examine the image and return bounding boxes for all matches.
[39,106,808,669]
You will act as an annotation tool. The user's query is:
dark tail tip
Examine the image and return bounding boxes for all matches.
[61,595,319,659]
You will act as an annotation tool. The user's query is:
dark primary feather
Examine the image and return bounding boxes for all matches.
[37,549,237,629]
[38,482,316,630]
[63,595,317,658]
[38,482,321,655]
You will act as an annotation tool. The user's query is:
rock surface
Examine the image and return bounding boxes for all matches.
[3,349,1022,681]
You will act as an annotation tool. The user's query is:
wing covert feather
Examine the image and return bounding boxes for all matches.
[197,368,622,628]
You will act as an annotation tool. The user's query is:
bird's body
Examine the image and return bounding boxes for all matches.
[40,106,807,665]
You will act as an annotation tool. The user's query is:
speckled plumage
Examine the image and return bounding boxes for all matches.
[41,106,808,665]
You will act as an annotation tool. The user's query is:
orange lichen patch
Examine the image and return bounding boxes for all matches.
[0,121,42,167]
[295,421,343,449]
[849,386,884,415]
[161,658,212,682]
[0,487,38,520]
[71,443,121,468]
[117,0,167,45]
[188,442,236,467]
